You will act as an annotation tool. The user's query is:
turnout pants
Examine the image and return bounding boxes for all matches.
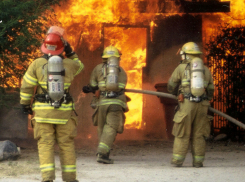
[32,116,77,181]
[171,99,211,165]
[96,104,125,155]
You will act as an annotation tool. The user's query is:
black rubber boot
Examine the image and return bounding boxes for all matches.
[96,153,114,164]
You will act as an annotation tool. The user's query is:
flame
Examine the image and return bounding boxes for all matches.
[203,0,245,44]
[203,0,245,77]
[53,0,156,51]
[104,27,146,129]
[53,0,153,129]
[150,20,157,41]
[203,0,245,92]
[203,0,245,130]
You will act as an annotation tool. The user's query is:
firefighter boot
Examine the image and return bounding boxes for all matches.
[42,181,53,182]
[96,153,114,164]
[193,162,203,168]
[66,180,79,182]
[193,156,204,168]
[171,159,183,167]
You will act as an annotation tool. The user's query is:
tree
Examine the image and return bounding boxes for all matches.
[0,0,64,88]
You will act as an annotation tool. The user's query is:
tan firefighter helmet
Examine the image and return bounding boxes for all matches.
[180,42,202,55]
[102,45,120,58]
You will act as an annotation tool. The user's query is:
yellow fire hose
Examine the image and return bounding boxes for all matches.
[125,89,245,130]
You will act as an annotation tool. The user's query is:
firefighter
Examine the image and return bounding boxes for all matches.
[20,26,84,182]
[82,45,128,164]
[167,42,214,168]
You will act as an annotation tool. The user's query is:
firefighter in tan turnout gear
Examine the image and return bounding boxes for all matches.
[20,26,84,182]
[83,45,128,164]
[167,42,214,168]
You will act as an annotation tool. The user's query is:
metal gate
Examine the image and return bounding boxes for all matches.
[205,26,245,136]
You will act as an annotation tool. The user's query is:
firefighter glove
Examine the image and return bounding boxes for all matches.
[64,42,75,57]
[83,85,92,93]
[21,104,33,115]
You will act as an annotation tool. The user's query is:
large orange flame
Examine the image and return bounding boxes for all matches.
[53,0,154,129]
[104,27,146,129]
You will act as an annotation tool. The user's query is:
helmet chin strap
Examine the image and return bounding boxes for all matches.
[186,55,191,61]
[185,54,196,62]
[181,54,186,60]
[180,51,185,61]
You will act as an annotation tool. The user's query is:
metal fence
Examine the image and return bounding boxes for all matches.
[205,26,245,136]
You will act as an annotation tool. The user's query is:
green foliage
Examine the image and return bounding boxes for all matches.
[0,0,64,88]
[0,0,65,108]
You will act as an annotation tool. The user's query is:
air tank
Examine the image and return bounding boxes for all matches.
[106,56,120,91]
[47,55,65,107]
[190,57,205,97]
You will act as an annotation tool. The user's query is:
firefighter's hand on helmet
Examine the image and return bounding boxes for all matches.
[64,42,75,57]
[21,104,33,115]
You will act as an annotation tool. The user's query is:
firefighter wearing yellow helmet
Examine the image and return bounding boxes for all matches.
[101,45,121,58]
[20,26,84,182]
[83,45,128,164]
[167,42,214,167]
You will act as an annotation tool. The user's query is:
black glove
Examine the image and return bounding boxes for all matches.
[83,85,92,93]
[83,85,99,94]
[64,42,75,57]
[21,104,33,115]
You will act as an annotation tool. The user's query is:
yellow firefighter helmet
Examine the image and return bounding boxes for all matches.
[102,45,120,58]
[180,42,202,55]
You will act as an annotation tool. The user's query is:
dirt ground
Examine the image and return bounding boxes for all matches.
[0,139,245,182]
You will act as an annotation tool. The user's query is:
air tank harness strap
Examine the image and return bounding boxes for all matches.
[34,94,47,103]
[34,92,73,104]
[100,90,124,98]
[183,93,208,103]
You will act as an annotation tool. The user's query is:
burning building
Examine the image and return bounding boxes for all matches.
[50,0,234,141]
[2,0,245,142]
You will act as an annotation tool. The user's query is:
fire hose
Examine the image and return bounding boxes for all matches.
[125,89,245,130]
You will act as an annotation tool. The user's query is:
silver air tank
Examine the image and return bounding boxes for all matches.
[47,55,65,108]
[190,57,205,97]
[106,56,119,91]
